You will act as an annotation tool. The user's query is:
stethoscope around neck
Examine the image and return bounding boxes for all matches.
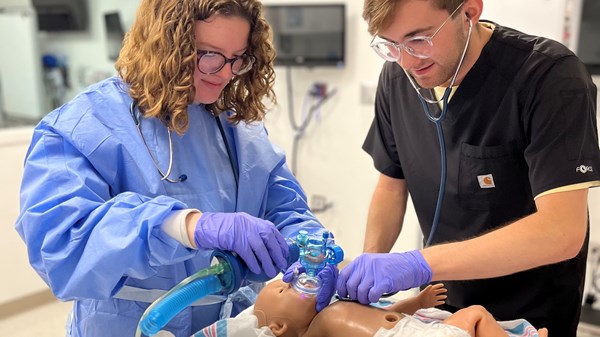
[129,101,239,190]
[407,17,473,247]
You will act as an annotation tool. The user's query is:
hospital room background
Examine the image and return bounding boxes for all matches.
[0,0,599,335]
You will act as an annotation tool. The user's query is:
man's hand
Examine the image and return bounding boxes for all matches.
[336,250,432,304]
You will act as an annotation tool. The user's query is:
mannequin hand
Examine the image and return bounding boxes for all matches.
[194,212,289,277]
[417,283,447,308]
[283,262,339,312]
[336,250,432,304]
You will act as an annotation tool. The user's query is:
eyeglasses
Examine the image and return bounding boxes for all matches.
[196,50,255,75]
[370,2,464,61]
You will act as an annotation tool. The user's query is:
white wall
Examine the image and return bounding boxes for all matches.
[261,0,421,259]
[32,0,600,261]
[482,0,568,42]
[33,0,423,260]
[1,0,599,306]
[1,0,31,7]
[265,0,600,259]
[38,0,140,99]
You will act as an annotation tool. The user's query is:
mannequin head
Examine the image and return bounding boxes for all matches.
[254,279,318,337]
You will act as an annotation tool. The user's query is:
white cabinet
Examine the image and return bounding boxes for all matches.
[0,7,47,121]
[0,126,49,305]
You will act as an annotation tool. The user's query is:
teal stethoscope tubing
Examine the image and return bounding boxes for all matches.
[419,88,450,247]
[409,17,472,247]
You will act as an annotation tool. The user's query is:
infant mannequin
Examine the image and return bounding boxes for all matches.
[253,280,548,337]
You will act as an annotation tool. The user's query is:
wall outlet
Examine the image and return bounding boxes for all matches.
[360,81,377,106]
[310,194,333,213]
[584,241,600,310]
[589,241,600,262]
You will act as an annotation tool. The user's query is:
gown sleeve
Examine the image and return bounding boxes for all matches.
[15,122,195,301]
[261,145,326,240]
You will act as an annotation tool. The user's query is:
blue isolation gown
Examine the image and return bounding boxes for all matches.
[14,77,324,337]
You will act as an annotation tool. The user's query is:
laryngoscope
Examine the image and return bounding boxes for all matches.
[135,230,343,337]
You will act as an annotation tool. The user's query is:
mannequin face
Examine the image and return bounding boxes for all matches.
[254,279,317,336]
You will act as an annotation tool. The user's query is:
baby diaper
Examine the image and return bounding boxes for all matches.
[373,313,470,337]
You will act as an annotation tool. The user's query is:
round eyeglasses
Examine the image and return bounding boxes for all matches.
[196,50,256,75]
[370,2,464,61]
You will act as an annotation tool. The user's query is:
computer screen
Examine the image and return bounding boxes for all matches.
[104,12,125,61]
[32,0,88,31]
[263,4,345,67]
[576,0,600,74]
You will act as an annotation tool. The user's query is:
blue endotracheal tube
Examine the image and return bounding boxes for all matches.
[291,230,344,297]
[135,230,342,336]
[135,254,238,337]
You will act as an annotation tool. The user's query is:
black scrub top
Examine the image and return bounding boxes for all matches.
[363,22,600,337]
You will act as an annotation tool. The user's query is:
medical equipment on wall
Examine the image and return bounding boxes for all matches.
[135,230,344,337]
[284,67,337,175]
[42,54,68,109]
[405,17,473,247]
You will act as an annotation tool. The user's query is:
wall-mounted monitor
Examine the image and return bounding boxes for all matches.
[104,12,125,61]
[573,0,600,75]
[263,3,345,67]
[32,0,88,31]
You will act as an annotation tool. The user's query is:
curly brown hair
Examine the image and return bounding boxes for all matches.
[362,0,464,36]
[115,0,277,135]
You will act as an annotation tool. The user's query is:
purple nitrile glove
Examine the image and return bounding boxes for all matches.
[283,262,339,312]
[194,212,289,278]
[336,250,432,304]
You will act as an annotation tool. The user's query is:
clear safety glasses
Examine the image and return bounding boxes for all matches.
[369,2,464,61]
[197,50,256,75]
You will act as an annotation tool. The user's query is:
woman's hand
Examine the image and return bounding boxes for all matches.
[193,212,289,277]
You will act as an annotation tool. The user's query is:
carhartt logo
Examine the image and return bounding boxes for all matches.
[477,174,495,189]
[576,165,594,173]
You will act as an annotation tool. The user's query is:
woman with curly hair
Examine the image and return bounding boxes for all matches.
[15,0,331,336]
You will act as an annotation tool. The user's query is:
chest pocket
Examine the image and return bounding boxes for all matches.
[458,142,529,210]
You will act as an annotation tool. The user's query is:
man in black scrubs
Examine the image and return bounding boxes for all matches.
[335,1,600,336]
